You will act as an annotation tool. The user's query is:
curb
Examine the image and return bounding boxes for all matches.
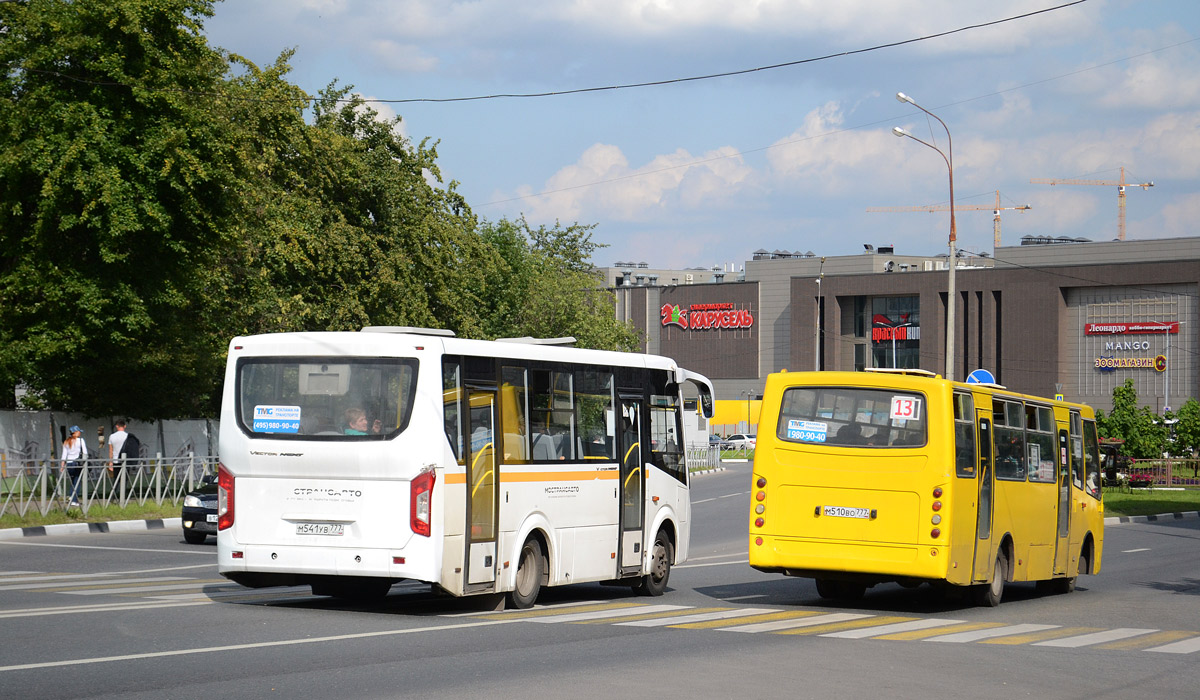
[0,517,181,540]
[1104,511,1200,526]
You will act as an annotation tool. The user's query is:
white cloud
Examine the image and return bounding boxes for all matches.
[512,142,756,223]
[366,40,439,73]
[1157,192,1200,238]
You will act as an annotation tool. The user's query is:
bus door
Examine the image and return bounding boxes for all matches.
[617,397,644,575]
[464,390,498,587]
[972,411,995,582]
[1053,427,1071,575]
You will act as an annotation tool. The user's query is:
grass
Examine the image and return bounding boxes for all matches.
[1102,487,1200,517]
[0,501,181,531]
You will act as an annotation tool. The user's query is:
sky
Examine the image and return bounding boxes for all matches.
[202,0,1200,270]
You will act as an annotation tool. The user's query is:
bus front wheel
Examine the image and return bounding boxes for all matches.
[635,530,673,596]
[974,554,1007,607]
[507,538,544,609]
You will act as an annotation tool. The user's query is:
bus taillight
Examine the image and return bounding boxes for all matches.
[410,469,436,537]
[217,463,234,531]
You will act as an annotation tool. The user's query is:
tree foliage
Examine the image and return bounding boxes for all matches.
[1096,379,1167,459]
[0,0,234,418]
[477,217,640,351]
[0,0,639,419]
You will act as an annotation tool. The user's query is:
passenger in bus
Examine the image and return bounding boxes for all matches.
[343,407,382,435]
[836,423,865,445]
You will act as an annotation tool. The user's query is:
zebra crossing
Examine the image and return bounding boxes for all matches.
[6,567,1200,655]
[460,599,1200,654]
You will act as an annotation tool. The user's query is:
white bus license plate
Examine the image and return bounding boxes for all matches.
[296,523,344,536]
[823,506,869,519]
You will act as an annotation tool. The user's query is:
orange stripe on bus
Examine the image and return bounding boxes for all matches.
[443,469,618,485]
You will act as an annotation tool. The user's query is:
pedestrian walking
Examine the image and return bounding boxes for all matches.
[61,426,88,506]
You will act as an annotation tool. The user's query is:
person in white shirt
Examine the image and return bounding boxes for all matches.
[108,419,128,465]
[61,426,88,506]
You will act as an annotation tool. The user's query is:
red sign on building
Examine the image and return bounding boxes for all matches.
[1085,322,1178,335]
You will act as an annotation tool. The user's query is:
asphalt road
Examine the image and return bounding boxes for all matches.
[1,461,1198,700]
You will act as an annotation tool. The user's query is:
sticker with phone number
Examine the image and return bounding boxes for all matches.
[787,419,828,443]
[890,396,921,421]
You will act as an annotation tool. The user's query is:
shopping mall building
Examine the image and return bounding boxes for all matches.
[605,236,1198,426]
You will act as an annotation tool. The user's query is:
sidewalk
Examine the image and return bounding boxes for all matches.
[1104,510,1200,525]
[0,517,181,540]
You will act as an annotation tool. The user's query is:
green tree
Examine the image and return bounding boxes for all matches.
[1096,378,1166,459]
[0,0,235,417]
[477,217,639,351]
[1171,397,1200,460]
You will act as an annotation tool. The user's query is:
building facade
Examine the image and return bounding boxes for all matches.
[612,237,1199,414]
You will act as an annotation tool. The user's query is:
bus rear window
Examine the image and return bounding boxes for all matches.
[237,358,418,439]
[777,386,927,448]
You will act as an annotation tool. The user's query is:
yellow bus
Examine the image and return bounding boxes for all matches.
[748,368,1104,606]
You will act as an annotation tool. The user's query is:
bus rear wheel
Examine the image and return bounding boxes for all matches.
[507,538,544,609]
[973,554,1007,607]
[634,530,673,596]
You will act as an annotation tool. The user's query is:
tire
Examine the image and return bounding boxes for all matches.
[183,530,207,545]
[507,538,544,609]
[635,530,673,597]
[973,554,1006,607]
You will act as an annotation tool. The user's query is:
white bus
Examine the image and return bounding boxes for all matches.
[216,327,714,608]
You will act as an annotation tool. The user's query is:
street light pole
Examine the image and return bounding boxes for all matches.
[893,92,957,381]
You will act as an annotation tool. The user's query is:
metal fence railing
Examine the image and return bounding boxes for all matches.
[686,444,720,472]
[1125,458,1200,489]
[0,454,218,518]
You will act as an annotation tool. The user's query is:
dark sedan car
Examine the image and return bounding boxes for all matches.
[181,474,219,544]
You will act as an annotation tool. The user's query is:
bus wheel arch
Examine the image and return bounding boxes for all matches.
[1079,534,1095,575]
[973,538,1011,607]
[507,531,548,609]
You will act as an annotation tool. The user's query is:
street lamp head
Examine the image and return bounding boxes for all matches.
[896,92,915,105]
[892,126,909,138]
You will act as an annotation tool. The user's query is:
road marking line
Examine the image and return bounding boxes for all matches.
[721,612,872,633]
[925,623,1059,643]
[446,598,603,618]
[982,627,1101,645]
[675,559,749,569]
[722,594,767,601]
[1034,628,1159,647]
[0,541,213,555]
[529,604,689,623]
[620,607,777,627]
[875,622,1007,641]
[822,617,964,639]
[470,601,646,621]
[53,580,230,595]
[0,576,192,591]
[1099,631,1197,650]
[674,610,818,630]
[777,615,915,636]
[574,606,726,625]
[1121,548,1150,553]
[0,600,213,619]
[1148,636,1200,654]
[0,617,522,672]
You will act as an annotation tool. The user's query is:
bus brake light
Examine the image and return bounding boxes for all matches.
[217,463,234,531]
[411,469,436,537]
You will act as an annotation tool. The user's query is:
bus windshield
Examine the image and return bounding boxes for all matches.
[776,386,927,447]
[237,357,419,439]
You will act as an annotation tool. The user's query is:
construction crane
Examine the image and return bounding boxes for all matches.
[1030,166,1153,241]
[866,191,1032,248]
